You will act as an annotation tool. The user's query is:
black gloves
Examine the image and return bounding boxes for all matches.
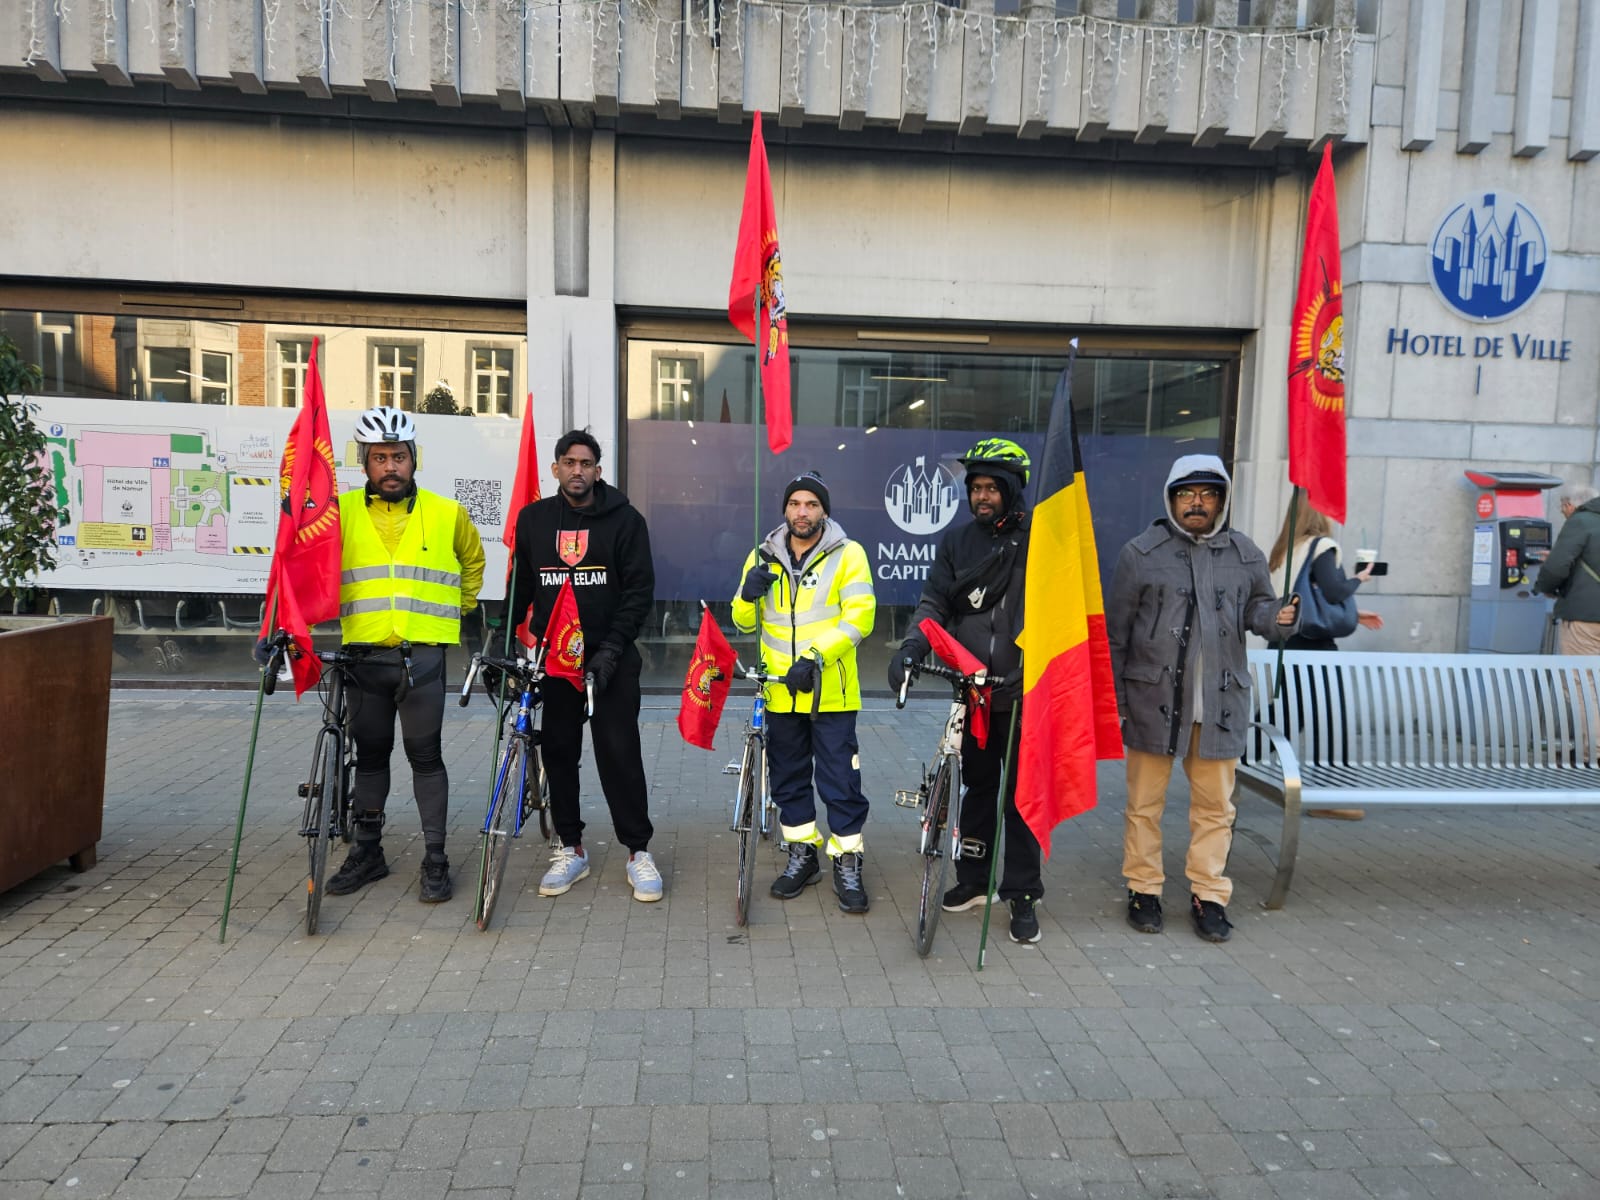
[740,562,776,602]
[783,653,820,694]
[253,637,274,667]
[587,644,621,693]
[479,663,506,699]
[887,656,920,692]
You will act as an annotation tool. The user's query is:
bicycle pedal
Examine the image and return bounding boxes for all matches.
[297,783,310,798]
[722,762,742,775]
[958,838,986,859]
[893,789,922,809]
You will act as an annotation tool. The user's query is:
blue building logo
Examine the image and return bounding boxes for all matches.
[1429,193,1547,323]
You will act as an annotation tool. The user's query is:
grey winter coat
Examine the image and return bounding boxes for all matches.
[1534,497,1600,623]
[1106,455,1296,760]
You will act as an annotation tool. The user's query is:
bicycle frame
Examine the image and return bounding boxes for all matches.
[483,672,542,841]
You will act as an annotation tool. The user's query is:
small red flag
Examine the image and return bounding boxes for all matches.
[502,395,541,649]
[542,577,585,691]
[678,608,738,750]
[260,336,341,697]
[1288,142,1347,524]
[728,110,792,455]
[918,617,992,749]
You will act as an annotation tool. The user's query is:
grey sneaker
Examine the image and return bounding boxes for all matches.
[538,842,590,896]
[625,851,663,902]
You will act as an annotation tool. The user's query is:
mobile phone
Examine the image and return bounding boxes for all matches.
[1356,561,1388,576]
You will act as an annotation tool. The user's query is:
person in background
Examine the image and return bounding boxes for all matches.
[1535,484,1600,655]
[1266,502,1383,649]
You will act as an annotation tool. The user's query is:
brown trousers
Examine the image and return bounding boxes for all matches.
[1122,725,1237,906]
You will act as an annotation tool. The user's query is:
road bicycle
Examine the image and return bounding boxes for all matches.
[458,646,557,931]
[263,634,363,936]
[723,661,782,926]
[895,660,996,957]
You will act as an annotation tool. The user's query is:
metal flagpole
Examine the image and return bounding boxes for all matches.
[220,594,277,943]
[1272,487,1302,700]
[976,703,1022,969]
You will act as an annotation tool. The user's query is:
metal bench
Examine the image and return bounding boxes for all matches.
[1238,649,1600,909]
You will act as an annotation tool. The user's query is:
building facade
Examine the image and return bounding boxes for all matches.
[2,0,1597,681]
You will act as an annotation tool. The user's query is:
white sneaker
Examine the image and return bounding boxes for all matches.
[625,851,663,902]
[538,842,590,896]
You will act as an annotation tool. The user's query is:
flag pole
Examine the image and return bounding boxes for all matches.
[976,704,1022,970]
[220,592,277,943]
[752,288,762,552]
[1272,487,1301,700]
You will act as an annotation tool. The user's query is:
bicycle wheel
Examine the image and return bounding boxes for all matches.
[733,737,761,927]
[914,758,954,957]
[304,729,337,937]
[478,735,526,931]
[525,741,552,842]
[338,736,356,843]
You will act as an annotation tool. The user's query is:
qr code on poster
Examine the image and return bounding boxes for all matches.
[454,478,503,526]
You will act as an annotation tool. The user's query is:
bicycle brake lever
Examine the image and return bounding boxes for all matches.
[585,672,595,719]
[459,655,481,707]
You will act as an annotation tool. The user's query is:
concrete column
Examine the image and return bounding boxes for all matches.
[1400,0,1443,150]
[1512,0,1557,156]
[1574,0,1600,161]
[1456,0,1501,154]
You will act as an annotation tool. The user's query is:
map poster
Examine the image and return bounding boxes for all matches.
[31,396,523,599]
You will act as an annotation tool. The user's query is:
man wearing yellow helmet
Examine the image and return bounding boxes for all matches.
[892,437,1045,944]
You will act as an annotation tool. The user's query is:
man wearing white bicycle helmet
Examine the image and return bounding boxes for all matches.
[892,437,1044,944]
[326,405,485,904]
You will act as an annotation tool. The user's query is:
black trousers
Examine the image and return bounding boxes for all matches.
[953,707,1043,901]
[766,710,870,839]
[348,645,449,851]
[541,644,654,852]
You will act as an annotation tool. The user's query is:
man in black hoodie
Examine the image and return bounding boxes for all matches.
[506,430,662,902]
[889,437,1042,945]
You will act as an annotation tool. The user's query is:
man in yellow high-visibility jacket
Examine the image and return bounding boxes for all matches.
[732,471,876,913]
[327,406,485,905]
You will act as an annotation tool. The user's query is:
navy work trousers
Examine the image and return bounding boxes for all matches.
[766,710,869,838]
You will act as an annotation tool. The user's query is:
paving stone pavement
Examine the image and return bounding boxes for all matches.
[2,688,1599,1200]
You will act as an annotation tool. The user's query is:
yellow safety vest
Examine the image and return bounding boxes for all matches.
[338,489,465,645]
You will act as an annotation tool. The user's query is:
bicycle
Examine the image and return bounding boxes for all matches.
[722,661,782,926]
[894,660,998,957]
[458,646,558,931]
[263,634,364,937]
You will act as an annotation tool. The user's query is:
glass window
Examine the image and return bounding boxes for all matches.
[38,312,75,393]
[624,330,1233,690]
[471,346,514,416]
[200,351,232,405]
[144,346,189,404]
[276,339,312,407]
[374,343,419,409]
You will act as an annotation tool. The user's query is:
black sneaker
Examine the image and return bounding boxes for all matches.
[1190,894,1232,943]
[1127,890,1163,934]
[419,854,452,903]
[832,852,869,914]
[770,843,821,899]
[326,843,389,895]
[942,881,995,913]
[1008,896,1041,944]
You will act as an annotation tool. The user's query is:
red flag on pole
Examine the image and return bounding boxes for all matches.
[917,617,993,750]
[678,608,738,750]
[728,110,792,455]
[259,336,341,697]
[1014,354,1123,858]
[1288,141,1347,524]
[542,577,585,691]
[502,395,541,648]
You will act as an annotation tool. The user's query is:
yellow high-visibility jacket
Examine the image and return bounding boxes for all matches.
[338,487,485,646]
[731,520,876,713]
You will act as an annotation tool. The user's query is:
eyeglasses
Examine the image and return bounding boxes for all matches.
[1173,487,1223,502]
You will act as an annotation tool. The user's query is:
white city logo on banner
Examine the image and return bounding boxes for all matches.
[883,456,960,535]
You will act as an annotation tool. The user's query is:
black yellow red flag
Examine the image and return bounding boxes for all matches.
[1014,348,1122,857]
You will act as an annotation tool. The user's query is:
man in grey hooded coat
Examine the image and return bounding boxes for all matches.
[1106,455,1298,943]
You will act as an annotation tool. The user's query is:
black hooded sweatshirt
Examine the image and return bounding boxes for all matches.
[506,480,655,657]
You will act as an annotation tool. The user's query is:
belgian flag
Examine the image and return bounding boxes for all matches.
[1014,345,1123,857]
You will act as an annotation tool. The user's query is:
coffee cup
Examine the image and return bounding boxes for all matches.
[1356,548,1377,569]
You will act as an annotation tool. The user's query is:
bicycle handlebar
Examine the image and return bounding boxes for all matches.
[894,659,1011,709]
[458,649,545,708]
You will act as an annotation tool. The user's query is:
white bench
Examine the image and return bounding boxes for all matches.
[1238,649,1600,909]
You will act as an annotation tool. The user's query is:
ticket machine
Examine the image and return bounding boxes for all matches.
[1465,470,1560,653]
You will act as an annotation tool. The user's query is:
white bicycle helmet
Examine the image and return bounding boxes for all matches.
[354,406,417,444]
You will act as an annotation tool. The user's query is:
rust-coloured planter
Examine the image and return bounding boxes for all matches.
[0,615,112,893]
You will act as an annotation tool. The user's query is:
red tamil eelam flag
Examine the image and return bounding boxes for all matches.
[1288,141,1347,523]
[259,336,341,697]
[678,607,738,750]
[1014,347,1122,858]
[542,577,585,691]
[727,110,792,455]
[501,395,541,649]
[918,617,993,750]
